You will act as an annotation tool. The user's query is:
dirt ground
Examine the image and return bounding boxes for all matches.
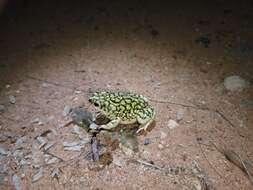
[0,0,253,189]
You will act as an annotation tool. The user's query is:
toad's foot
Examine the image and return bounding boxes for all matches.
[99,117,121,130]
[136,119,154,134]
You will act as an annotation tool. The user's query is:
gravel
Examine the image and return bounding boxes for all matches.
[12,174,22,190]
[167,119,179,129]
[0,105,6,113]
[32,167,44,182]
[9,95,16,104]
[224,75,250,91]
[62,105,71,117]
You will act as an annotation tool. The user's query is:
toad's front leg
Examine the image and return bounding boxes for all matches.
[136,117,154,133]
[99,117,121,130]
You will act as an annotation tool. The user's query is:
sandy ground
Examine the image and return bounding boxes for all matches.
[0,0,253,189]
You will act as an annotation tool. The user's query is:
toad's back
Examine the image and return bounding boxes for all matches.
[89,91,154,123]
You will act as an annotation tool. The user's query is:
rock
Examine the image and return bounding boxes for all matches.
[70,107,94,127]
[31,118,44,125]
[176,109,184,121]
[15,136,26,147]
[12,174,21,190]
[51,168,60,179]
[31,144,44,167]
[0,146,9,156]
[42,82,49,88]
[120,144,134,156]
[62,106,71,117]
[9,95,16,104]
[0,164,8,173]
[160,131,167,139]
[0,105,6,113]
[112,155,125,167]
[224,75,250,92]
[191,179,202,190]
[195,36,210,48]
[0,134,8,142]
[167,119,179,129]
[144,138,151,145]
[158,144,164,149]
[240,99,253,109]
[142,150,151,160]
[72,125,81,135]
[12,150,24,161]
[32,167,43,183]
[74,90,82,94]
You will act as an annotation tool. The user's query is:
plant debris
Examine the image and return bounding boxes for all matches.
[32,167,44,183]
[223,149,253,185]
[91,136,99,162]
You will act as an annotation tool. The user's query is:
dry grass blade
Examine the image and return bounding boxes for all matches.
[223,149,253,185]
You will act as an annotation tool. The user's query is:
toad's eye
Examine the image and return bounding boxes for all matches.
[94,102,99,107]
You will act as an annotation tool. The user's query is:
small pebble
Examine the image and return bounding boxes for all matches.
[62,106,71,117]
[144,138,151,145]
[51,168,60,179]
[42,83,49,88]
[158,144,164,149]
[31,118,44,125]
[12,174,21,190]
[0,105,6,113]
[32,167,43,182]
[224,75,250,92]
[160,131,167,139]
[113,155,125,167]
[0,147,9,155]
[176,109,184,121]
[9,95,16,104]
[167,119,179,129]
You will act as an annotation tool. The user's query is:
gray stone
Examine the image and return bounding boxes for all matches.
[15,136,26,146]
[9,95,16,104]
[0,105,6,113]
[224,75,250,92]
[12,150,24,161]
[31,118,44,125]
[176,109,184,121]
[240,99,253,109]
[32,167,43,182]
[0,164,8,173]
[62,106,71,117]
[144,138,151,145]
[112,155,125,167]
[12,174,21,190]
[167,119,179,129]
[160,131,168,139]
[51,168,60,179]
[0,146,9,156]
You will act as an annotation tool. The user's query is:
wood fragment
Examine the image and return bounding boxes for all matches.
[91,136,99,162]
[135,159,163,171]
